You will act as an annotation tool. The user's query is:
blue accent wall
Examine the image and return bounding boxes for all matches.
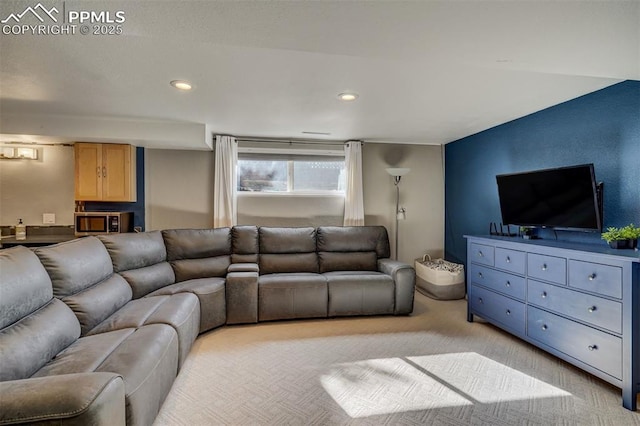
[85,147,145,230]
[445,80,640,264]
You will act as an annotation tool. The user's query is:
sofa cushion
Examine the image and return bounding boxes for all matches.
[325,273,395,316]
[317,226,391,258]
[120,262,176,299]
[260,227,317,253]
[100,232,176,299]
[162,228,232,282]
[36,239,133,336]
[260,253,319,275]
[0,299,80,382]
[0,246,53,330]
[259,227,318,274]
[35,237,113,298]
[163,228,231,260]
[99,231,167,273]
[318,251,378,273]
[33,324,179,426]
[61,274,133,336]
[147,278,226,333]
[232,225,259,263]
[0,247,81,382]
[258,273,327,321]
[87,294,200,369]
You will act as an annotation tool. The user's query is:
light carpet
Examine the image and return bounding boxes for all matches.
[154,292,640,425]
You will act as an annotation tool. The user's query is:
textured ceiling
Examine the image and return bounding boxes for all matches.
[0,1,638,149]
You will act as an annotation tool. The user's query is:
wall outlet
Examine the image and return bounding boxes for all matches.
[43,213,55,224]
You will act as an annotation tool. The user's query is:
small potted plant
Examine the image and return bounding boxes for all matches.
[601,224,640,249]
[620,223,640,249]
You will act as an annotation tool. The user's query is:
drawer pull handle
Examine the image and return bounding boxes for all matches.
[506,256,511,263]
[505,281,511,287]
[588,345,598,351]
[588,306,597,313]
[588,274,596,281]
[541,264,548,271]
[541,325,548,331]
[478,251,484,257]
[541,291,547,298]
[478,297,484,304]
[505,309,511,315]
[478,272,483,279]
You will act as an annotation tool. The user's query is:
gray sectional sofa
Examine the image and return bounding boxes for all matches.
[0,226,415,426]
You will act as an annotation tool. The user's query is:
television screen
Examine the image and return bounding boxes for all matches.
[496,164,602,231]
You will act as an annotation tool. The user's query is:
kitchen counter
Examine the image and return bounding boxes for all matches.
[0,225,77,248]
[0,234,78,248]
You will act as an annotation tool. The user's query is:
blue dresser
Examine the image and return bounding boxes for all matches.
[466,235,640,410]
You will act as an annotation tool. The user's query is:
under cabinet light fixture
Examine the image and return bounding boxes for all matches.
[0,147,38,160]
[170,80,192,91]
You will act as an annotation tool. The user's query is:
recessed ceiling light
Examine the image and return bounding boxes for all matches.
[338,92,358,101]
[170,80,192,91]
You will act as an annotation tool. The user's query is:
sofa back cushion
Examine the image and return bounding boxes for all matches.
[100,232,175,299]
[162,228,232,281]
[259,227,318,274]
[232,225,259,263]
[35,237,132,335]
[316,226,390,273]
[0,247,80,381]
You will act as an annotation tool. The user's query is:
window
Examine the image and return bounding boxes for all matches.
[237,155,345,193]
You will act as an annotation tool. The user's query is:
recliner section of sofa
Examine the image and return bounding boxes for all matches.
[98,230,228,334]
[0,246,179,426]
[35,237,199,369]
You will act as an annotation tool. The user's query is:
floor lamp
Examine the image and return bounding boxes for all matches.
[386,167,410,260]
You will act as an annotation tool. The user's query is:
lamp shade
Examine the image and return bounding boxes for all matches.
[386,167,410,177]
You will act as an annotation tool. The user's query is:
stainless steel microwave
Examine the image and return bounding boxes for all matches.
[74,212,133,236]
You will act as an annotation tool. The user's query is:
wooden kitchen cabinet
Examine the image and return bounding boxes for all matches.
[74,143,136,202]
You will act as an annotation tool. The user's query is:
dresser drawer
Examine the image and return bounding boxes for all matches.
[469,264,526,301]
[469,243,494,266]
[527,306,621,379]
[569,260,622,299]
[469,285,525,335]
[495,247,526,275]
[527,253,566,285]
[527,279,622,334]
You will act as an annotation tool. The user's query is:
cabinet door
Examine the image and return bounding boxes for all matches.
[74,143,102,200]
[102,144,134,201]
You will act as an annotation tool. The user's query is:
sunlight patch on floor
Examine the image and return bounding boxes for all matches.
[320,352,571,418]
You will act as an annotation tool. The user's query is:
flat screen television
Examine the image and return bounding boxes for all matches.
[496,164,602,232]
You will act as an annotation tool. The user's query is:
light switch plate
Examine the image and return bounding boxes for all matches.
[43,213,55,224]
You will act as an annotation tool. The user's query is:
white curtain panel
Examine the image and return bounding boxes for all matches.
[213,135,238,228]
[343,141,365,226]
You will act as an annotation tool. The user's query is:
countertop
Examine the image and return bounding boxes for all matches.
[0,225,77,248]
[0,234,78,248]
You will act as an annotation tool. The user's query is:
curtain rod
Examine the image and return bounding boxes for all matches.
[222,136,362,146]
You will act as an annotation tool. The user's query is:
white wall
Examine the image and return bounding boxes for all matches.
[145,149,214,230]
[0,145,75,226]
[362,143,444,264]
[238,194,344,227]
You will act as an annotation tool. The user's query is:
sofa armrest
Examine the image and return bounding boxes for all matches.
[226,270,259,324]
[227,263,260,274]
[0,373,125,426]
[378,258,416,315]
